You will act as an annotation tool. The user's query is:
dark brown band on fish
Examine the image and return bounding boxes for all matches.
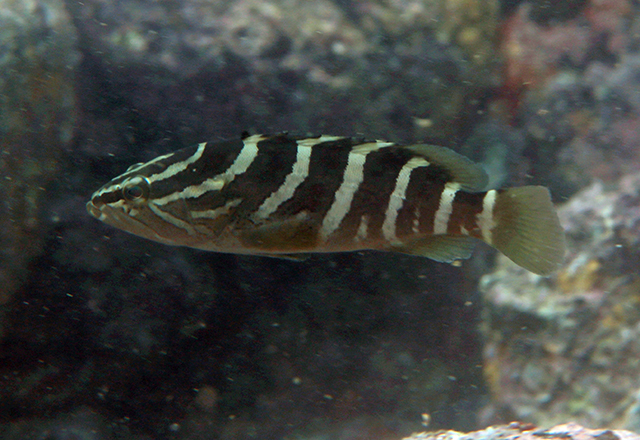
[331,145,411,243]
[149,140,246,200]
[270,137,358,222]
[447,191,486,236]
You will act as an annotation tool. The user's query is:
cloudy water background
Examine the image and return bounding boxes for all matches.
[2,0,640,439]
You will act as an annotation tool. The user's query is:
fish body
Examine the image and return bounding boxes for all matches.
[87,133,565,275]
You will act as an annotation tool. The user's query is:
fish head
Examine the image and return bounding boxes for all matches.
[86,149,209,247]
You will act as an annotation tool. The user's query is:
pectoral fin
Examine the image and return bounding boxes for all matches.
[393,235,477,263]
[241,212,319,252]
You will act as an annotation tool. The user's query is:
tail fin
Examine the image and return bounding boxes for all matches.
[490,186,565,275]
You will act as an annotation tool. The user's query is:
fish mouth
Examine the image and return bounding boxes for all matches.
[86,199,138,232]
[86,198,180,246]
[86,200,104,220]
[86,200,139,230]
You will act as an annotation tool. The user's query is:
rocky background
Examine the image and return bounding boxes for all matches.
[1,0,640,439]
[404,422,640,440]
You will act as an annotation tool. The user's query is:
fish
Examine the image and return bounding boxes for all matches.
[87,133,565,275]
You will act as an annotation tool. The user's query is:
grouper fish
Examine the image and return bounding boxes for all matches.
[87,133,565,275]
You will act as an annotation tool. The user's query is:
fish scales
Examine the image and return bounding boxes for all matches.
[328,146,421,244]
[209,136,300,216]
[87,133,566,275]
[150,139,245,200]
[448,191,487,235]
[267,136,356,225]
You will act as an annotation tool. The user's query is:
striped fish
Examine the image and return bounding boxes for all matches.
[87,133,565,275]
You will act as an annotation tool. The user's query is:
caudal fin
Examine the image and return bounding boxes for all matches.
[490,186,565,275]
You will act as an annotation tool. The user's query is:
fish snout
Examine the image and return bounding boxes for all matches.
[86,199,104,220]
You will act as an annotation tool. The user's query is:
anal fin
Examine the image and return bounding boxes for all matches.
[255,252,310,262]
[393,235,477,263]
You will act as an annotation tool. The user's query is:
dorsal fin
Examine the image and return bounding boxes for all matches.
[407,144,488,192]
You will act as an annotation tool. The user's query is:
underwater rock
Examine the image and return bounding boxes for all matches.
[67,0,500,145]
[500,0,633,97]
[0,0,79,304]
[404,423,640,440]
[480,172,640,430]
[496,0,638,200]
[512,54,640,200]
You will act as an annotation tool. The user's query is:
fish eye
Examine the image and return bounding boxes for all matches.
[122,176,150,203]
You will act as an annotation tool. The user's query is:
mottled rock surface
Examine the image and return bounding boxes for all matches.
[481,173,640,430]
[67,0,500,147]
[462,0,640,431]
[0,0,79,304]
[496,0,640,199]
[404,423,640,440]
